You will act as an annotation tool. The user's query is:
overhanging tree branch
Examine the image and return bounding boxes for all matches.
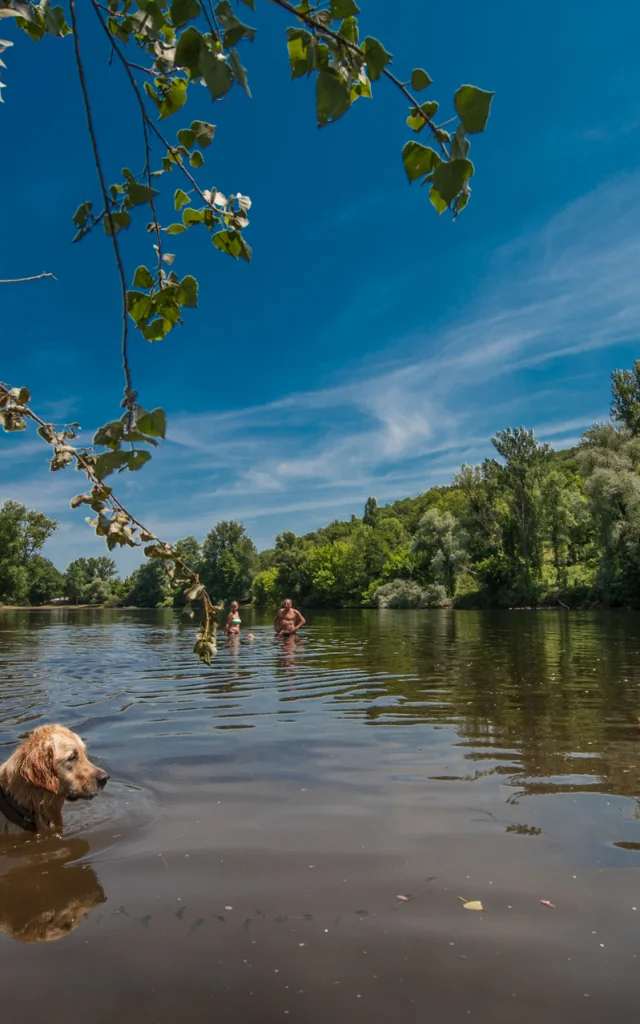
[0,272,57,284]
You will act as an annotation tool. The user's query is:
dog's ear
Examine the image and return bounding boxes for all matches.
[20,741,58,794]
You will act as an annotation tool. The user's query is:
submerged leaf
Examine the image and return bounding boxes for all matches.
[459,898,484,911]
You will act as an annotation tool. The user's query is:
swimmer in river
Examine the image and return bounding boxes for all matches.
[224,601,242,637]
[274,598,306,637]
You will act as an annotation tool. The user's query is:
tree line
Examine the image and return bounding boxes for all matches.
[2,363,640,611]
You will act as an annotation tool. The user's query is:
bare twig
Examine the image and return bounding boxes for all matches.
[0,272,57,284]
[140,111,164,283]
[69,0,136,428]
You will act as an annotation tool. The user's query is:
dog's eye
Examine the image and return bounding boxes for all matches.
[67,751,78,762]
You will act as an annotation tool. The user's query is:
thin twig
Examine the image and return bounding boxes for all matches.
[268,0,449,156]
[69,0,136,428]
[0,272,57,284]
[201,0,216,35]
[140,111,164,283]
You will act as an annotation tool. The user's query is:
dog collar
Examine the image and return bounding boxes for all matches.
[0,785,37,832]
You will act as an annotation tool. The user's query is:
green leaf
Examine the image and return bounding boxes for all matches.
[159,78,188,119]
[72,201,92,229]
[315,66,351,127]
[174,25,203,73]
[410,68,432,91]
[340,15,358,43]
[182,207,204,225]
[191,120,216,147]
[330,0,359,16]
[238,0,254,7]
[215,1,255,47]
[170,0,200,28]
[351,72,371,102]
[126,179,161,206]
[402,141,441,183]
[104,210,131,235]
[133,265,155,289]
[453,189,470,218]
[450,123,470,161]
[177,127,196,147]
[429,186,448,215]
[200,46,234,101]
[174,188,191,209]
[286,28,312,79]
[94,450,130,481]
[213,229,251,262]
[165,223,187,234]
[141,319,173,342]
[72,201,94,241]
[126,450,152,471]
[135,407,167,439]
[93,419,124,449]
[177,274,199,306]
[189,149,205,168]
[127,290,153,324]
[44,5,71,36]
[432,158,474,204]
[362,37,391,82]
[454,85,494,134]
[406,101,438,132]
[229,48,251,97]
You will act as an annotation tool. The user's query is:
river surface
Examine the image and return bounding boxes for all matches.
[0,608,639,1022]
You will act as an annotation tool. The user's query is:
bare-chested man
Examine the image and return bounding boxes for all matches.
[274,598,306,637]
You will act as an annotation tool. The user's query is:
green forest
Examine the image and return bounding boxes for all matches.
[3,362,640,612]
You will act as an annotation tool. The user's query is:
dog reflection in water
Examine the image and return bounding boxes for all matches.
[0,837,106,943]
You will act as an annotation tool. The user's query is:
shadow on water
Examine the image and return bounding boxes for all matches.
[1,607,640,1021]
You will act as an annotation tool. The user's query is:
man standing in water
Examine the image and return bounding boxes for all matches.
[274,598,306,637]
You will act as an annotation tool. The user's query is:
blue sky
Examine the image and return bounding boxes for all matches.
[1,0,639,571]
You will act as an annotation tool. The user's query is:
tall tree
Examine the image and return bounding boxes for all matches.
[363,496,380,527]
[412,509,469,596]
[201,521,258,603]
[611,360,640,436]
[0,501,58,605]
[542,469,589,590]
[64,556,117,603]
[27,556,65,606]
[490,428,553,579]
[124,560,169,608]
[579,423,640,603]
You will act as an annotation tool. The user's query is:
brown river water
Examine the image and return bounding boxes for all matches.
[0,607,639,1023]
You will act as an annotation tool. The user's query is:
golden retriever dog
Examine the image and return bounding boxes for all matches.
[0,725,109,835]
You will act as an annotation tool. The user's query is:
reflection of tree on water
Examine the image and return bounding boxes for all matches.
[0,837,105,944]
[310,609,640,804]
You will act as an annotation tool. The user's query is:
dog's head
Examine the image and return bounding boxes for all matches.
[16,725,109,802]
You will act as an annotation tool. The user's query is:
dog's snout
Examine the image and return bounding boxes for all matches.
[96,770,110,789]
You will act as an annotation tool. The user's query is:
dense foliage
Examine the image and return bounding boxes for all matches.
[3,363,640,612]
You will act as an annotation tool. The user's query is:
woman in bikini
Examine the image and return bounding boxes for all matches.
[224,601,242,637]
